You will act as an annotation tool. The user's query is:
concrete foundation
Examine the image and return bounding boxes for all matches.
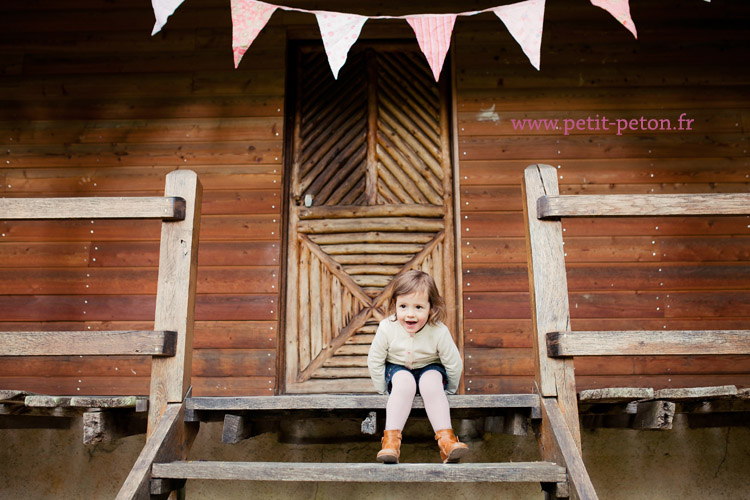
[1,415,748,499]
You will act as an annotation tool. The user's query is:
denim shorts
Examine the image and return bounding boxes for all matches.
[384,362,448,395]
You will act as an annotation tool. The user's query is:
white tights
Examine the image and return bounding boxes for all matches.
[384,369,452,432]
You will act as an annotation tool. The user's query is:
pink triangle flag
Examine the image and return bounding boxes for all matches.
[231,0,278,68]
[315,12,368,79]
[151,0,185,35]
[590,0,638,38]
[491,0,546,70]
[406,15,457,81]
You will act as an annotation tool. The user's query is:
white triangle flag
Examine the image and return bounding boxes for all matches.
[151,0,185,35]
[406,15,457,81]
[316,12,368,79]
[491,0,546,70]
[231,0,278,68]
[590,0,638,38]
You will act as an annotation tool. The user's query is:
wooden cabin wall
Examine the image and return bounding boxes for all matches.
[0,0,284,396]
[0,0,748,397]
[455,1,750,394]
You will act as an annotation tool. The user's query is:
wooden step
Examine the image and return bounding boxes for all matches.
[152,461,566,483]
[187,394,540,414]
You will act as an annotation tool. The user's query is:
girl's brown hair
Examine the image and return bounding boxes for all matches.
[387,270,446,325]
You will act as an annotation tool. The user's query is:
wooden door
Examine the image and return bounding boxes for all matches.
[284,45,456,393]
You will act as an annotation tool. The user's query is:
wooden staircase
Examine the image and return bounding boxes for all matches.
[148,393,568,495]
[143,165,749,499]
[4,165,749,499]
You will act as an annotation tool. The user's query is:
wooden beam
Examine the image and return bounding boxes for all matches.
[542,397,598,500]
[82,409,147,445]
[502,411,529,436]
[0,390,31,402]
[0,330,176,356]
[148,169,202,435]
[546,330,750,357]
[152,461,567,483]
[70,396,146,410]
[150,479,186,496]
[654,385,737,400]
[25,395,72,408]
[632,401,675,430]
[221,414,254,444]
[186,394,541,412]
[299,204,443,220]
[116,402,195,500]
[298,216,443,234]
[522,165,575,398]
[361,411,377,435]
[523,165,581,473]
[0,196,185,220]
[579,387,654,404]
[537,193,750,219]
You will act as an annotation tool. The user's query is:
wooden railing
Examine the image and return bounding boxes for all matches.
[0,169,202,500]
[522,164,750,500]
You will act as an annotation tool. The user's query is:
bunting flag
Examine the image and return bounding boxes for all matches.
[231,0,278,68]
[406,15,457,81]
[491,0,546,70]
[316,12,368,79]
[590,0,638,38]
[150,0,703,73]
[151,0,185,35]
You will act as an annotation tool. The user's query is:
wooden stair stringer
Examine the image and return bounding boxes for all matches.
[542,396,598,499]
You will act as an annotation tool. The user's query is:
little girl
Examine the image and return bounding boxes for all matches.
[367,270,468,464]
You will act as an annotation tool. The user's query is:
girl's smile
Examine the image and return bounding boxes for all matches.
[395,289,431,334]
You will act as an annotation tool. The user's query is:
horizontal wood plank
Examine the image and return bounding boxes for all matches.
[0,196,185,220]
[187,394,540,411]
[538,194,750,219]
[152,461,567,483]
[462,263,750,293]
[0,95,284,121]
[0,266,278,295]
[458,158,750,186]
[0,330,176,356]
[299,204,444,219]
[84,241,280,267]
[2,141,283,168]
[0,294,278,321]
[1,118,281,144]
[465,347,750,377]
[3,166,282,193]
[462,234,750,265]
[459,134,746,161]
[546,330,750,357]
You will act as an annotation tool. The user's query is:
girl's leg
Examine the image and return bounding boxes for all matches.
[385,370,417,430]
[420,370,469,463]
[418,369,452,431]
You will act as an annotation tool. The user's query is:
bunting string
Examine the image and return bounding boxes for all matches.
[151,0,663,80]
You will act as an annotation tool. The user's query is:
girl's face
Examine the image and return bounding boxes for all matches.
[395,288,431,334]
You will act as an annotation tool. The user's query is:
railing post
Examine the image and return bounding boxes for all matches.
[148,169,202,434]
[523,164,590,498]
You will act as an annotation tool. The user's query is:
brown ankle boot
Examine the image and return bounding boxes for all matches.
[377,429,402,464]
[434,429,469,463]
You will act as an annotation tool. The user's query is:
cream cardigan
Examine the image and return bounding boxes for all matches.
[367,316,463,395]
